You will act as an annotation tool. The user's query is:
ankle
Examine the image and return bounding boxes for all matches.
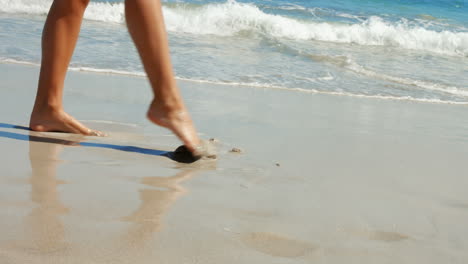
[149,98,185,113]
[32,101,63,115]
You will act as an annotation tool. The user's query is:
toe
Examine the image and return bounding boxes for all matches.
[89,130,107,137]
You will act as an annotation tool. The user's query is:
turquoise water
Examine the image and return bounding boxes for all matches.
[107,0,468,23]
[0,0,467,104]
[165,0,468,25]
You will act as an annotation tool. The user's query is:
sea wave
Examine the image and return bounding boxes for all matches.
[2,58,467,105]
[164,1,468,57]
[1,0,467,56]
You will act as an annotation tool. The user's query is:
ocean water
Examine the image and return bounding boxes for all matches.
[0,0,467,104]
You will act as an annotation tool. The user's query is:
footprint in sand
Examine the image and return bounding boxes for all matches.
[241,232,316,258]
[366,230,409,242]
[347,229,409,242]
[446,201,468,210]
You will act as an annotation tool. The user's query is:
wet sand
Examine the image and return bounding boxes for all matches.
[1,63,468,263]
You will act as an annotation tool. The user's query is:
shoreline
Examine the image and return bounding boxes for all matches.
[1,60,467,106]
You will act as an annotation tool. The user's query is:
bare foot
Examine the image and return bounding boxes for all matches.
[146,101,200,153]
[30,107,104,136]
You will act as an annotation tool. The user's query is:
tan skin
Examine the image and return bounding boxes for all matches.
[29,0,200,152]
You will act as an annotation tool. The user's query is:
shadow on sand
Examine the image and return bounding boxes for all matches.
[0,122,199,163]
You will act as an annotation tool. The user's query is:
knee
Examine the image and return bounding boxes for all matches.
[74,0,91,9]
[56,0,90,12]
[125,0,156,8]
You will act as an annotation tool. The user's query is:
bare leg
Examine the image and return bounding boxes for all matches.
[125,0,200,152]
[30,0,102,136]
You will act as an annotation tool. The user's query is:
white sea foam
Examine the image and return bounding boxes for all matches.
[345,60,468,98]
[275,4,307,11]
[307,54,468,98]
[1,0,467,56]
[0,0,125,22]
[2,58,466,105]
[336,12,365,22]
[173,78,468,105]
[68,66,146,77]
[0,0,51,16]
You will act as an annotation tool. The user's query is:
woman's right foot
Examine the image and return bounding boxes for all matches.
[30,107,104,136]
[146,101,201,154]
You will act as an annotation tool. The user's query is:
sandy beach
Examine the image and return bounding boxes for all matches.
[1,62,468,263]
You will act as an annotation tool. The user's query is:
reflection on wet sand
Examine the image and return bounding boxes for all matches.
[241,232,316,258]
[119,170,196,248]
[26,140,70,254]
[24,137,198,261]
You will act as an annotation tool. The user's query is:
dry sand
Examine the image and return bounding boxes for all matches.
[1,63,468,263]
